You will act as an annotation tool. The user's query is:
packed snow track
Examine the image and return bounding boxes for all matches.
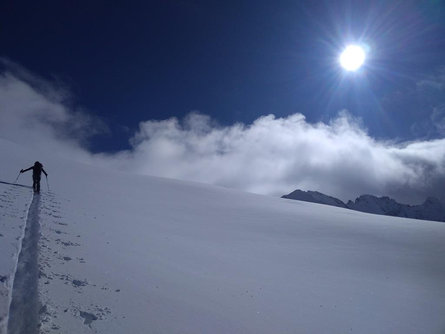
[7,193,40,334]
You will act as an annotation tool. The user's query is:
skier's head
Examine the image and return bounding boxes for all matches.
[34,161,41,167]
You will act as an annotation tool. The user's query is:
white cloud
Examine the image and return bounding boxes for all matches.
[101,111,444,204]
[1,60,445,204]
[0,59,107,158]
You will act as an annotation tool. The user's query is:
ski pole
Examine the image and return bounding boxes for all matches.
[45,174,50,192]
[14,172,21,184]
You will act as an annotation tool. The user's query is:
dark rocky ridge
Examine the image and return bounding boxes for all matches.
[282,190,445,223]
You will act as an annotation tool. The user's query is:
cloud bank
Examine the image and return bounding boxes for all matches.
[104,112,445,204]
[1,60,445,204]
[0,59,106,159]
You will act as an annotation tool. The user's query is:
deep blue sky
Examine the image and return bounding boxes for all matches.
[2,0,445,152]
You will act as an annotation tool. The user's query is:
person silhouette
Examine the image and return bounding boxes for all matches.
[20,161,48,193]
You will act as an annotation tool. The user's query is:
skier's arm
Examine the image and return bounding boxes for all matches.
[20,167,33,173]
[42,169,48,177]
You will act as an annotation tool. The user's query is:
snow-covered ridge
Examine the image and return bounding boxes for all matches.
[283,189,445,222]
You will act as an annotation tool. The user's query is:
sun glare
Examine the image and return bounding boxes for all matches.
[339,45,366,71]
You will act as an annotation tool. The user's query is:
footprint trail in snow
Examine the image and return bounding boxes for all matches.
[38,192,116,333]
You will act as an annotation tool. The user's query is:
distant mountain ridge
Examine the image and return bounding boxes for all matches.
[282,190,445,223]
[282,190,347,208]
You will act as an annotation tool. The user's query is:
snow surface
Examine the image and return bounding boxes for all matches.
[1,138,445,333]
[0,181,30,334]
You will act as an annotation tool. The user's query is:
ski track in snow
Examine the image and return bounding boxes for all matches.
[7,193,41,334]
[1,184,116,334]
[0,184,110,334]
[0,183,32,334]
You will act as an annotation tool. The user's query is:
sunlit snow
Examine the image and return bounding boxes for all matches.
[1,138,445,333]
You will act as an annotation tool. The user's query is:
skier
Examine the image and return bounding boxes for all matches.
[20,161,48,193]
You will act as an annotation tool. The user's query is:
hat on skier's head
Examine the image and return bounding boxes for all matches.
[34,161,41,166]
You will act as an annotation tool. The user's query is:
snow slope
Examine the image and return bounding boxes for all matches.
[0,180,31,333]
[1,138,445,333]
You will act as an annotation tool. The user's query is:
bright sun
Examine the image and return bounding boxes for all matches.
[339,45,366,71]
